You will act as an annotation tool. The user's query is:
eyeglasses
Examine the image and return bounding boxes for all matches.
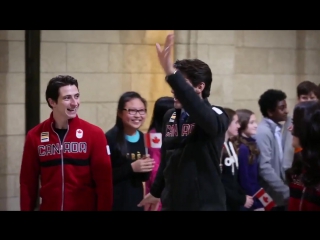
[123,108,146,115]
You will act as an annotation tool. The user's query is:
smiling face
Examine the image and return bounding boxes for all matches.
[243,114,258,137]
[48,85,80,122]
[118,98,147,131]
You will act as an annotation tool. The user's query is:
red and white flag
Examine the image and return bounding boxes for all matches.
[144,132,162,148]
[254,188,275,211]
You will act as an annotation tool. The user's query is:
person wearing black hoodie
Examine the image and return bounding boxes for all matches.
[138,34,229,211]
[220,108,253,211]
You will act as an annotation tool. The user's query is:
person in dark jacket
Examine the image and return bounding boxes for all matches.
[105,91,155,211]
[220,108,252,211]
[138,33,229,211]
[286,101,320,211]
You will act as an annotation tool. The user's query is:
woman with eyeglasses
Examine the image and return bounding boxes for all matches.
[105,91,155,211]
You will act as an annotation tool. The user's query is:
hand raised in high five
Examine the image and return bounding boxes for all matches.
[156,33,175,76]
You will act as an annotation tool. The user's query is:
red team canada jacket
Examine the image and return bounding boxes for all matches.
[20,113,113,211]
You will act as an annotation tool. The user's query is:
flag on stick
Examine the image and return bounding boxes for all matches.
[253,188,275,211]
[144,132,162,156]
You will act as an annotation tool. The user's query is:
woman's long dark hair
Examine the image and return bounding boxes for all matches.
[221,107,237,158]
[115,91,147,157]
[223,108,236,126]
[148,96,174,133]
[232,109,259,164]
[289,100,320,187]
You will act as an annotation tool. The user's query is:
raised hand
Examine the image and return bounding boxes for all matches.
[156,33,175,76]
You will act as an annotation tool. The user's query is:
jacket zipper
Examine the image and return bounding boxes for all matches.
[299,187,306,211]
[51,123,69,211]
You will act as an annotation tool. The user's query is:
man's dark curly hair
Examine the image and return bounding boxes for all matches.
[174,59,212,98]
[258,89,286,117]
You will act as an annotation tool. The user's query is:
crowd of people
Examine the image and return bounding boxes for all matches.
[19,33,320,211]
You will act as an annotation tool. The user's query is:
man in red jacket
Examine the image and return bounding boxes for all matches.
[20,75,113,211]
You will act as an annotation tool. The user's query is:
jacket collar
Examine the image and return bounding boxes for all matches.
[261,117,281,133]
[49,111,80,131]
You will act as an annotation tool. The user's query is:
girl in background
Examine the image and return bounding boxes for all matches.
[221,108,253,211]
[105,91,155,211]
[145,96,174,211]
[287,101,320,211]
[233,109,264,211]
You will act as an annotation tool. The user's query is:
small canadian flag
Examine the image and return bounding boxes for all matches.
[144,132,162,148]
[254,188,275,211]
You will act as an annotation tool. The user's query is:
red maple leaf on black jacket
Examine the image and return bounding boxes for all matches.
[20,112,113,211]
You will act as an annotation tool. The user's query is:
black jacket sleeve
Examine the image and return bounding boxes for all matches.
[166,71,228,136]
[149,109,173,198]
[105,128,134,185]
[221,174,246,208]
[112,161,134,184]
[220,149,246,209]
[134,169,151,182]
